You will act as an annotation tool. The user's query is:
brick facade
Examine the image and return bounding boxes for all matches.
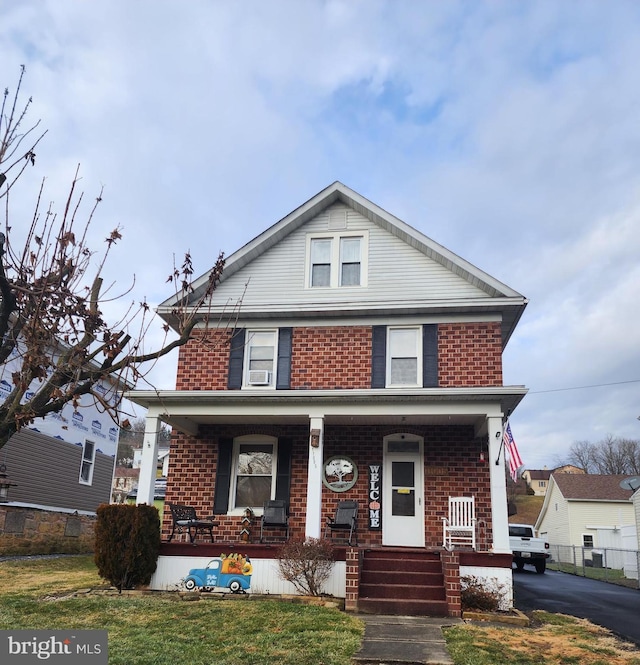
[438,322,503,387]
[175,322,503,391]
[291,326,371,389]
[161,424,492,548]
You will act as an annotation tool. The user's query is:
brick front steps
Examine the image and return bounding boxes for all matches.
[357,549,448,616]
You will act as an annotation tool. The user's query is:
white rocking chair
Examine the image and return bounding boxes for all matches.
[442,496,476,550]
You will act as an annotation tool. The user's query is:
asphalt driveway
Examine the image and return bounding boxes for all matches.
[513,567,640,646]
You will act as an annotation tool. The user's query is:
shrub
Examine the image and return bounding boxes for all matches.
[277,538,335,596]
[94,503,160,591]
[460,575,509,612]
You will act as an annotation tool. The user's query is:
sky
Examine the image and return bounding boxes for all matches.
[1,0,640,470]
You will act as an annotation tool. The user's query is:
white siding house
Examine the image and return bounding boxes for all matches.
[536,474,636,551]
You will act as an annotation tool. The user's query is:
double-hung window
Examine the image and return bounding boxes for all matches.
[231,436,276,511]
[307,232,367,288]
[79,439,96,485]
[387,327,422,387]
[310,238,332,287]
[244,330,277,387]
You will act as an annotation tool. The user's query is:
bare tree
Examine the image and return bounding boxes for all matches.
[118,417,171,467]
[561,436,640,475]
[0,68,233,450]
[562,440,598,473]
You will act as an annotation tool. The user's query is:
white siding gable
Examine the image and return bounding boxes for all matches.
[634,491,640,549]
[536,480,570,544]
[209,203,488,315]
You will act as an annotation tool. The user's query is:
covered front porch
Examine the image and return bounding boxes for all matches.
[129,387,524,615]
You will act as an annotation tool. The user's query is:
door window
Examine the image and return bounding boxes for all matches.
[391,461,415,517]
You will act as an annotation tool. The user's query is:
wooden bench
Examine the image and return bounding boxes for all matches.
[167,503,218,543]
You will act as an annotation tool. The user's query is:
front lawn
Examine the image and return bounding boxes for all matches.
[0,556,363,665]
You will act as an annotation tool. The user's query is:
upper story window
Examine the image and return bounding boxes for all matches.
[79,439,95,485]
[244,330,277,387]
[307,232,368,288]
[387,327,422,387]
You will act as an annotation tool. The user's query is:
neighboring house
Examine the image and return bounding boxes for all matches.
[1,380,120,515]
[522,465,584,496]
[133,445,170,476]
[128,182,528,616]
[634,488,640,550]
[112,467,140,503]
[522,469,551,496]
[535,474,636,553]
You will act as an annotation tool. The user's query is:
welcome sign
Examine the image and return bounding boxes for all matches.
[368,464,381,529]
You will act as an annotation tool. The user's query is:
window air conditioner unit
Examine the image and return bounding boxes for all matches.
[248,370,271,385]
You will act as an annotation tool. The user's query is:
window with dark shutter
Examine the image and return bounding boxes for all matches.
[227,328,246,389]
[275,437,292,504]
[422,324,438,387]
[371,325,387,388]
[276,328,293,390]
[213,438,234,514]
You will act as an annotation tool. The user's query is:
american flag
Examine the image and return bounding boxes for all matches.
[503,422,523,482]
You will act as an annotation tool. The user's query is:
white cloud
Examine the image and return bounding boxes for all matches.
[2,0,640,467]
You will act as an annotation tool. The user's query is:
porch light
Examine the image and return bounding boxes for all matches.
[310,429,321,448]
[0,463,16,503]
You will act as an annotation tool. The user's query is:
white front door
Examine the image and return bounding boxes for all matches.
[382,436,425,547]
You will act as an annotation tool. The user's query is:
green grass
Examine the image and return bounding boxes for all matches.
[547,562,639,588]
[0,556,363,665]
[3,556,639,665]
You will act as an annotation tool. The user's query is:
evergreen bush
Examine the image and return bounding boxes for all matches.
[94,503,160,591]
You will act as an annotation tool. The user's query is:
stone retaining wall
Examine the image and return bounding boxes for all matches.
[0,505,95,555]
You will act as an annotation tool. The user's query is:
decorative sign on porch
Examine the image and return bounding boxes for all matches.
[323,456,358,492]
[368,464,381,530]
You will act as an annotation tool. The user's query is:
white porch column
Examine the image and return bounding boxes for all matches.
[305,415,324,539]
[136,414,161,506]
[488,416,510,553]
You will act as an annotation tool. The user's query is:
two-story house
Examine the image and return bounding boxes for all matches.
[129,182,528,616]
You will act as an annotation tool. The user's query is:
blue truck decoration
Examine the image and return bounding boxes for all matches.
[183,554,252,593]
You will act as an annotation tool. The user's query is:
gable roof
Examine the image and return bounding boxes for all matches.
[552,473,635,501]
[527,469,552,481]
[158,182,527,343]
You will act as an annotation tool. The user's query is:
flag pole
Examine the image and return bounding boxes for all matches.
[495,420,506,465]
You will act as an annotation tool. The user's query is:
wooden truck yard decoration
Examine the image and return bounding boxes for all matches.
[183,554,253,593]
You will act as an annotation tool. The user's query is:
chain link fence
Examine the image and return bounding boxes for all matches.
[548,544,640,589]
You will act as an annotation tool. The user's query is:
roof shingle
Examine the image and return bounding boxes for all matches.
[552,473,635,501]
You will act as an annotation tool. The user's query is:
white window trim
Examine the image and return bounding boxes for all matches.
[242,329,278,389]
[305,231,369,288]
[386,325,423,388]
[79,439,96,486]
[582,533,594,549]
[228,435,278,515]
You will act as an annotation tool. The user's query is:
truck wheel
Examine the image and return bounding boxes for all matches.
[229,580,241,593]
[515,560,524,571]
[184,578,197,590]
[535,560,546,574]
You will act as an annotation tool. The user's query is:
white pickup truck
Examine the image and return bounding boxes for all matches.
[509,523,550,574]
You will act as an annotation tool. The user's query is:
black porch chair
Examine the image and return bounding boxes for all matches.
[260,500,290,543]
[325,500,358,546]
[167,503,218,543]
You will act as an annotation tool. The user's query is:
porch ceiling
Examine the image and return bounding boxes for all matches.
[127,387,526,437]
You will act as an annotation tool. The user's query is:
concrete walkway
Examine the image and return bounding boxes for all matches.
[352,614,463,665]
